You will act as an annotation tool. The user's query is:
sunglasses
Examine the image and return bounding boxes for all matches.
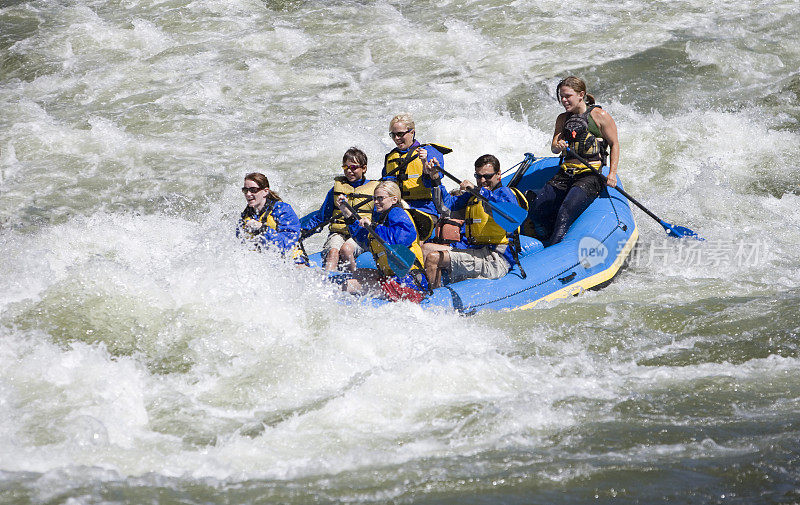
[474,173,496,180]
[342,164,364,171]
[373,195,394,202]
[389,129,413,139]
[241,186,264,194]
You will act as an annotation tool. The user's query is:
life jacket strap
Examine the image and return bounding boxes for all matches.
[384,150,420,178]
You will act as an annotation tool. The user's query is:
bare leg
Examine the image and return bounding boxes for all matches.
[421,241,450,259]
[424,249,450,289]
[339,241,358,273]
[344,269,382,294]
[324,247,340,271]
[423,243,451,288]
[344,277,361,293]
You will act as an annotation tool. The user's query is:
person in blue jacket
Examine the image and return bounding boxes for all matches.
[383,113,450,216]
[335,180,429,302]
[237,172,303,263]
[300,147,378,272]
[383,113,453,260]
[423,154,518,288]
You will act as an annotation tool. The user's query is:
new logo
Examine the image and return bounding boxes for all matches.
[578,236,608,269]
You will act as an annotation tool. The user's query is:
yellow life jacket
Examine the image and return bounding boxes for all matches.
[464,186,528,246]
[242,203,302,260]
[369,207,425,277]
[329,177,379,235]
[241,203,277,236]
[383,143,452,201]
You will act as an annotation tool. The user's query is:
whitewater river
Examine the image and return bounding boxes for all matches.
[2,0,799,503]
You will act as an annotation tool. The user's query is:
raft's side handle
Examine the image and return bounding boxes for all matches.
[558,272,577,284]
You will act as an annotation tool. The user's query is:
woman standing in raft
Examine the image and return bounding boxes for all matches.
[237,172,304,263]
[335,180,430,303]
[527,76,620,246]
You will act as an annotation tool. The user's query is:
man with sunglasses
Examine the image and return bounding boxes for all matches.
[422,154,521,288]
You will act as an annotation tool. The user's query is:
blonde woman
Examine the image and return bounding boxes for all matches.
[335,181,429,302]
[383,113,451,219]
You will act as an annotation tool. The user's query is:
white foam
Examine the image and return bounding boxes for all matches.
[0,209,600,478]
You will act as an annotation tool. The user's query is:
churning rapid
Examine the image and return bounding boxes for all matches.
[1,0,799,503]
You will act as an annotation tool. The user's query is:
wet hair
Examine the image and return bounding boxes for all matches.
[342,147,368,168]
[374,180,410,209]
[389,113,415,131]
[244,172,281,202]
[556,76,595,105]
[474,154,501,173]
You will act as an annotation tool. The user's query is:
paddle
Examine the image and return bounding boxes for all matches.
[301,197,374,239]
[434,166,528,233]
[565,147,703,240]
[339,201,417,278]
[506,152,537,189]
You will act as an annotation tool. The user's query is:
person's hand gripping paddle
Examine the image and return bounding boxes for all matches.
[436,166,527,233]
[339,200,417,278]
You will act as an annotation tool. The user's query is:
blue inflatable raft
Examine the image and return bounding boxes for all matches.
[307,156,638,313]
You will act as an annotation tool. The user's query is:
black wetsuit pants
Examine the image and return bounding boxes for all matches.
[527,170,604,247]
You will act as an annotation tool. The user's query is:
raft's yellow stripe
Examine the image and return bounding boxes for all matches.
[511,225,639,311]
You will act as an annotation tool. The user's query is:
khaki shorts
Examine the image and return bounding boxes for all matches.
[448,245,510,282]
[323,232,364,258]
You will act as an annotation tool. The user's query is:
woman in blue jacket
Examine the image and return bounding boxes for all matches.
[237,172,303,262]
[335,181,429,302]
